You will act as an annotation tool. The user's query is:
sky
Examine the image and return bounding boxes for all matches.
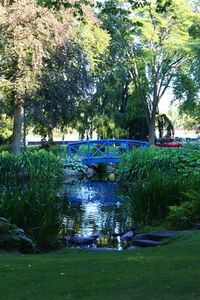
[158,89,173,113]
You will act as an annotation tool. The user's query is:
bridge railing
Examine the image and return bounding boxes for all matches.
[67,139,149,164]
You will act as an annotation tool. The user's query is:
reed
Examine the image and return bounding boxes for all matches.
[0,150,62,181]
[0,180,65,249]
[121,172,199,226]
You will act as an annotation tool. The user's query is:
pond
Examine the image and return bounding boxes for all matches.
[0,174,132,250]
[63,174,132,250]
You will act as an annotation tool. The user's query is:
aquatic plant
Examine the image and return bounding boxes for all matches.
[117,146,200,182]
[0,150,62,182]
[121,173,199,226]
[0,180,65,249]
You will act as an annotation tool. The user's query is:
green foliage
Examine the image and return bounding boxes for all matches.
[117,147,173,182]
[37,0,93,21]
[156,114,174,138]
[0,115,13,139]
[167,190,200,229]
[117,146,200,182]
[171,147,200,177]
[61,157,87,173]
[0,181,65,249]
[118,146,200,226]
[0,150,62,181]
[99,0,198,145]
[121,172,198,226]
[0,219,36,253]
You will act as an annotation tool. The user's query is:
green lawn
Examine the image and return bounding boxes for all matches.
[0,231,200,300]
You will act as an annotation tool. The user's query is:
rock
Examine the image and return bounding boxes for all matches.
[0,217,8,223]
[13,228,24,234]
[87,167,96,178]
[191,223,200,229]
[69,234,103,246]
[121,231,135,240]
[133,239,161,247]
[135,232,177,241]
[87,247,119,251]
[62,169,85,177]
[121,228,138,240]
[111,232,122,237]
[69,236,96,246]
[89,233,103,239]
[127,246,141,250]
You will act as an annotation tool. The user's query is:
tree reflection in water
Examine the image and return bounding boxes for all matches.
[63,179,131,249]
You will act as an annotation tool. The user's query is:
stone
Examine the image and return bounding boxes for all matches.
[135,232,177,241]
[13,228,24,234]
[62,169,85,177]
[127,246,141,250]
[0,217,8,223]
[87,247,119,251]
[191,223,200,229]
[111,232,122,237]
[121,230,137,241]
[70,236,96,245]
[133,239,161,247]
[87,167,96,178]
[89,233,103,239]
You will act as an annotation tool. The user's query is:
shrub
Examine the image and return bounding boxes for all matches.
[0,144,12,153]
[0,180,65,249]
[61,157,87,173]
[167,190,200,229]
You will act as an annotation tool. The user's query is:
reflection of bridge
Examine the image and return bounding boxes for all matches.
[67,139,149,165]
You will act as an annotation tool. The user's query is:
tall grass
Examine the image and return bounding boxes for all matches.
[118,146,200,226]
[117,146,200,181]
[0,150,62,181]
[117,148,175,182]
[0,180,65,249]
[121,173,199,225]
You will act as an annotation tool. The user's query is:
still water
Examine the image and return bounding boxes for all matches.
[63,175,132,250]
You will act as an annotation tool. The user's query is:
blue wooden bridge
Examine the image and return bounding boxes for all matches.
[67,139,149,165]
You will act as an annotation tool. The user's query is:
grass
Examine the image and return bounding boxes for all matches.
[0,231,200,299]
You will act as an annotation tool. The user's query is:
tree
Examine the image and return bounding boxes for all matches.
[104,0,198,145]
[31,42,90,140]
[0,0,87,152]
[172,14,200,126]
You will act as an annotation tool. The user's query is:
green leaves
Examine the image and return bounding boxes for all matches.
[0,150,62,181]
[61,157,87,173]
[118,146,200,227]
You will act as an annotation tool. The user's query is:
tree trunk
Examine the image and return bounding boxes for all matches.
[48,127,53,142]
[148,116,156,146]
[12,104,23,153]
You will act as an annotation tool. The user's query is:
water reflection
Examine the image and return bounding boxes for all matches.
[63,178,132,249]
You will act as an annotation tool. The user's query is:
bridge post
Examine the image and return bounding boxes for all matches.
[87,141,91,165]
[106,140,109,163]
[68,144,71,158]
